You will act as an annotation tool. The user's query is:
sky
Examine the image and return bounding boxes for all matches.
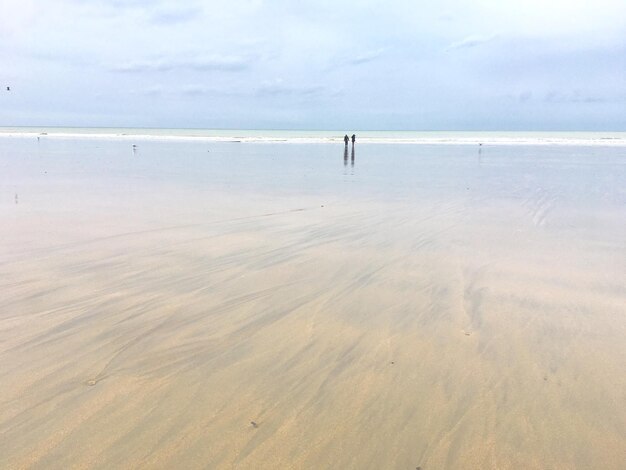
[0,0,625,130]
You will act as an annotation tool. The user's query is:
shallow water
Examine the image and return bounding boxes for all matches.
[1,138,625,469]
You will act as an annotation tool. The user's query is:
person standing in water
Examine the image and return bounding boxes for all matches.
[350,134,356,166]
[344,134,349,146]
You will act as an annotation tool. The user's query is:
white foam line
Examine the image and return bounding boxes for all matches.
[1,131,626,146]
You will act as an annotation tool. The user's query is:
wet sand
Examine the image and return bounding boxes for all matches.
[1,139,625,469]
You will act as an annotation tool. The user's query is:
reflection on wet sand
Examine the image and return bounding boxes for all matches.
[0,140,624,469]
[343,145,355,168]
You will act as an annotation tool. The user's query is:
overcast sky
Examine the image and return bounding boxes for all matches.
[1,0,625,130]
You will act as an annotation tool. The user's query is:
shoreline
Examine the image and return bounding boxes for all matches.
[1,129,626,146]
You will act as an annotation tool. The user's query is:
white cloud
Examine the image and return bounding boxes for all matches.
[256,79,325,97]
[149,5,203,24]
[110,55,250,73]
[446,34,498,51]
[348,48,386,65]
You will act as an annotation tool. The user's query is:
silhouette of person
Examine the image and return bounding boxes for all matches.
[351,134,356,144]
[344,134,349,146]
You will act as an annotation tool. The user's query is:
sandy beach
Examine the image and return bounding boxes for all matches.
[0,136,624,469]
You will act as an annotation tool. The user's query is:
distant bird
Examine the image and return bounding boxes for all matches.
[6,86,10,91]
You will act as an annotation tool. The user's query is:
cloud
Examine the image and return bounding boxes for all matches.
[143,85,163,96]
[544,90,626,104]
[111,55,250,73]
[93,0,160,8]
[256,79,325,97]
[324,48,385,71]
[180,85,210,96]
[446,34,498,51]
[347,48,385,65]
[179,85,235,97]
[4,0,626,129]
[150,5,202,24]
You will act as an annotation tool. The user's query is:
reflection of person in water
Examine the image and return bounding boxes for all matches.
[351,145,355,166]
[344,134,349,146]
[344,145,349,166]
